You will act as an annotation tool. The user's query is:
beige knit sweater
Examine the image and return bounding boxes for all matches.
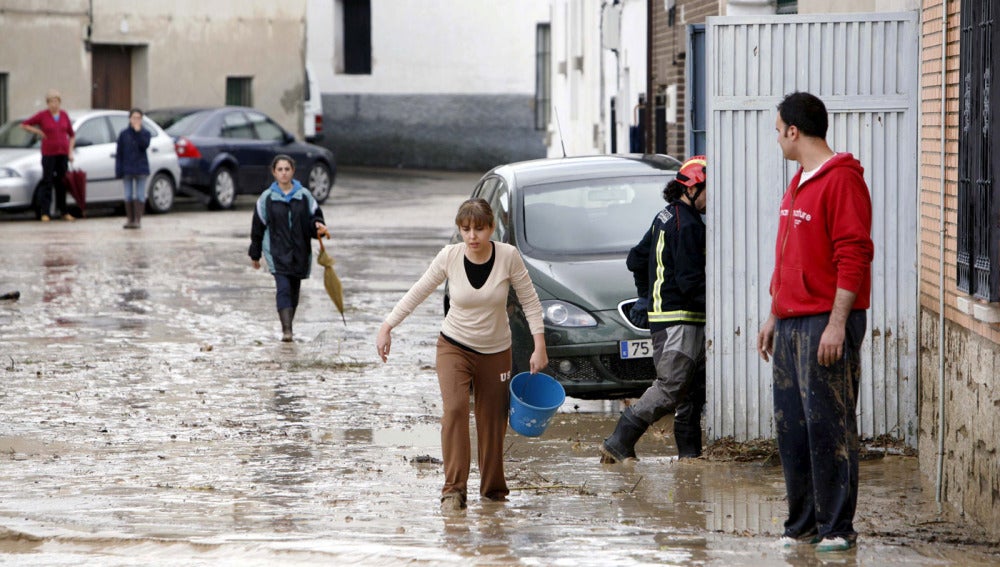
[385,243,545,354]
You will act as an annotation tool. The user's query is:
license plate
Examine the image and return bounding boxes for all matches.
[619,339,652,359]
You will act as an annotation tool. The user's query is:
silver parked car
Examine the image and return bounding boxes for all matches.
[0,109,181,217]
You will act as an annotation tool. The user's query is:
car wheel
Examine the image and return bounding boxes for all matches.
[146,172,175,214]
[209,167,236,210]
[307,162,332,203]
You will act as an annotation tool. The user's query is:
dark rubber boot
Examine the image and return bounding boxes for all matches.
[279,308,294,342]
[599,407,649,463]
[673,412,703,458]
[133,200,144,228]
[123,201,136,229]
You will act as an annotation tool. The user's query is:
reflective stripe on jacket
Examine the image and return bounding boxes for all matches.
[627,199,706,332]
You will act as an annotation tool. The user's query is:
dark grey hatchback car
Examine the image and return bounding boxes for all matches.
[147,106,335,209]
[450,154,682,399]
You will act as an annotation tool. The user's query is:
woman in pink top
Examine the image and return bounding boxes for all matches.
[21,89,76,221]
[377,198,548,513]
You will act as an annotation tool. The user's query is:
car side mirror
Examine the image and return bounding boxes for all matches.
[283,132,295,144]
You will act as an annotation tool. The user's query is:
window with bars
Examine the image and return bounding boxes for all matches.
[957,0,998,302]
[226,77,253,107]
[535,24,551,131]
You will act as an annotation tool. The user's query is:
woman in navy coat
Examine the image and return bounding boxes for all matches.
[115,108,151,229]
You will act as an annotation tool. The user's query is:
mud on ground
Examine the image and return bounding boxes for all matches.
[0,168,997,566]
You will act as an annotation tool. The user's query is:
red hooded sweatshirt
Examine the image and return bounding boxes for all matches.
[770,152,874,319]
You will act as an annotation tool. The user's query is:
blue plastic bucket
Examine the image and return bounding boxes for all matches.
[508,372,566,437]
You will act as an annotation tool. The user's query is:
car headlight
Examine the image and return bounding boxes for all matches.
[0,168,21,179]
[542,300,597,328]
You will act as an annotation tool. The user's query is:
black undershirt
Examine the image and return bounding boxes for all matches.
[442,242,496,354]
[463,241,495,290]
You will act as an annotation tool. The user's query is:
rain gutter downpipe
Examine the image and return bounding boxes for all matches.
[935,0,948,504]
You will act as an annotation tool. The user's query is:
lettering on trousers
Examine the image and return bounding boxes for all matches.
[499,371,510,382]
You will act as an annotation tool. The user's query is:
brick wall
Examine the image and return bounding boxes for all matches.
[919,0,1000,537]
[650,0,719,159]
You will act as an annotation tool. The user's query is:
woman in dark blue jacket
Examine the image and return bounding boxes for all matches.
[114,108,151,229]
[249,155,329,342]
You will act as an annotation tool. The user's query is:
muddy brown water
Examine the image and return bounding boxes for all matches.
[0,168,997,566]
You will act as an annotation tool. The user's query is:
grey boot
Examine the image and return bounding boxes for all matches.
[600,407,649,463]
[278,308,294,342]
[133,200,144,228]
[123,201,136,229]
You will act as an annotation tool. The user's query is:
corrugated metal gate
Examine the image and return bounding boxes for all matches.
[705,13,920,445]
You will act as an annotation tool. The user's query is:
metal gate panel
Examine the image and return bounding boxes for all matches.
[706,13,919,444]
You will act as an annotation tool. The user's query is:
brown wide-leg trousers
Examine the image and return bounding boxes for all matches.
[435,335,512,501]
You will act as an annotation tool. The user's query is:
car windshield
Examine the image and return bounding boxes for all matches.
[522,176,672,254]
[0,120,40,148]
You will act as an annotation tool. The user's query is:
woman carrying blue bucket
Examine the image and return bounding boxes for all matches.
[376,198,548,513]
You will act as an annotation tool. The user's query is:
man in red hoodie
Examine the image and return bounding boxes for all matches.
[757,92,874,552]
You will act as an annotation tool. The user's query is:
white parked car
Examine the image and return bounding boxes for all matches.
[303,64,324,142]
[0,109,181,217]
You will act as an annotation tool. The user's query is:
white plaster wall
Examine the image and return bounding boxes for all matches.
[308,0,550,95]
[93,0,307,134]
[0,0,91,118]
[724,0,774,16]
[548,0,646,157]
[0,0,307,135]
[617,0,648,151]
[798,0,921,12]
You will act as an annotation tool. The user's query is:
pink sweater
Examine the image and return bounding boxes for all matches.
[386,243,545,354]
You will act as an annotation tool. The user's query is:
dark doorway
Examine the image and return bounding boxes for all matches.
[92,45,132,109]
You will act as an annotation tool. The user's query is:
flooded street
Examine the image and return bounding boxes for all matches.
[0,168,997,566]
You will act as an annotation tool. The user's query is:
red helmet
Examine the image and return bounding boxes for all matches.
[675,155,707,188]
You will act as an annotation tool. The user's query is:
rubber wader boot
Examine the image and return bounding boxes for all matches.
[133,200,144,228]
[600,407,649,463]
[673,414,703,458]
[123,201,136,229]
[279,308,294,342]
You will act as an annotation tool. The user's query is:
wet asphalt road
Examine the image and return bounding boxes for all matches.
[0,168,996,566]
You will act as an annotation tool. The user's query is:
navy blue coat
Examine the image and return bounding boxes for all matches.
[115,127,151,177]
[248,181,325,279]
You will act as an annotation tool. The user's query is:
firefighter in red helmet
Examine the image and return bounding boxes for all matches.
[600,155,708,462]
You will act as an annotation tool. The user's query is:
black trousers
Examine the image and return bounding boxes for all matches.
[38,154,70,216]
[272,273,302,311]
[772,310,866,540]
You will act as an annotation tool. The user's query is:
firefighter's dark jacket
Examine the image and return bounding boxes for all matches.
[626,199,706,333]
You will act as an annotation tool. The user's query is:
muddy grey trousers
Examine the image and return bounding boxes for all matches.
[435,336,512,501]
[629,324,706,426]
[773,311,865,540]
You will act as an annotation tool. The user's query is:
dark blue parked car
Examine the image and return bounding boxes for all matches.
[147,106,335,209]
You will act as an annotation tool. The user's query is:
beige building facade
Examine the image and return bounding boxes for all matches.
[918,0,1000,537]
[0,0,307,136]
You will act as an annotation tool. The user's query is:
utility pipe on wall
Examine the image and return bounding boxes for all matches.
[935,0,948,505]
[645,0,654,153]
